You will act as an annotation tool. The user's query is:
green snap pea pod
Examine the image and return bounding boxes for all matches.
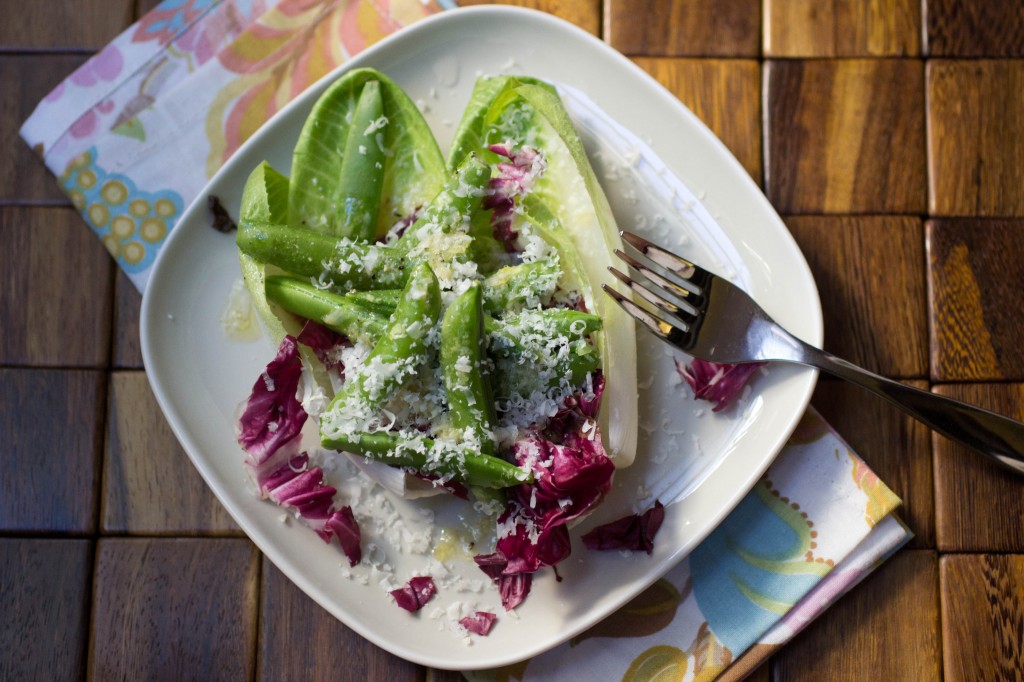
[322,431,531,489]
[489,329,600,390]
[344,289,402,316]
[440,284,497,452]
[336,80,386,241]
[482,259,561,314]
[324,261,440,416]
[483,309,602,338]
[344,293,601,342]
[392,154,491,255]
[264,275,387,342]
[236,220,407,290]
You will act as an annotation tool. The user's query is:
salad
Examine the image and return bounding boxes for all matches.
[232,68,640,616]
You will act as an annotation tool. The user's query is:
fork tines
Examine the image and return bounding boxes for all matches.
[619,231,703,286]
[605,231,713,333]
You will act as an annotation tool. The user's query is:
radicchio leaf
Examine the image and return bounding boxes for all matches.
[237,335,307,466]
[484,143,547,252]
[676,358,764,412]
[260,454,362,565]
[460,611,497,636]
[581,500,665,555]
[475,380,614,610]
[238,340,361,565]
[296,320,348,377]
[390,576,437,612]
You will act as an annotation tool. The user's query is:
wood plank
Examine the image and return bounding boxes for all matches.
[606,0,760,57]
[926,219,1024,382]
[811,379,934,549]
[0,206,113,367]
[765,59,926,214]
[0,539,91,681]
[632,58,762,184]
[940,554,1024,681]
[102,371,241,534]
[112,268,143,368]
[0,0,134,50]
[927,60,1024,217]
[90,538,259,681]
[772,550,941,680]
[0,55,87,203]
[925,0,1024,56]
[0,369,104,533]
[764,0,921,56]
[457,0,600,35]
[785,216,928,377]
[258,557,425,682]
[932,382,1024,552]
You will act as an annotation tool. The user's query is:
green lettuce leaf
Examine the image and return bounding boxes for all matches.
[290,68,447,239]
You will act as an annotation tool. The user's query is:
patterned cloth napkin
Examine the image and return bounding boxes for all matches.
[21,1,913,679]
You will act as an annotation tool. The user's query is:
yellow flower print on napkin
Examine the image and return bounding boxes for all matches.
[205,0,435,176]
[848,452,901,527]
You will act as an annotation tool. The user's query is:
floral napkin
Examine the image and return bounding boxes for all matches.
[21,1,912,679]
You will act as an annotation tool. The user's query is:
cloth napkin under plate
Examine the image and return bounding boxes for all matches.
[20,1,913,679]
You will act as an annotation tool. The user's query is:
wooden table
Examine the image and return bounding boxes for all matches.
[2,0,1022,679]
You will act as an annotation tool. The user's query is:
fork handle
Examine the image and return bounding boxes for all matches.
[798,349,1024,476]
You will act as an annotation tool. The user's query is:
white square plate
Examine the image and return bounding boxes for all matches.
[141,5,821,671]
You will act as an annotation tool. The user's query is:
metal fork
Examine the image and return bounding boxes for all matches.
[604,230,1024,477]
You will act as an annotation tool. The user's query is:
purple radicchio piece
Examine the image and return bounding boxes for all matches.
[390,576,437,612]
[237,335,307,467]
[675,357,764,412]
[474,377,614,610]
[460,611,497,636]
[296,320,349,377]
[581,500,665,555]
[260,454,362,566]
[238,337,360,566]
[484,142,547,252]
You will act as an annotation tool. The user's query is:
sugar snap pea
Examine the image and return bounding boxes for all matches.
[343,292,601,344]
[440,284,497,452]
[393,154,491,255]
[482,259,560,313]
[336,80,386,241]
[264,275,387,342]
[322,431,530,489]
[323,261,440,419]
[236,220,407,290]
[344,289,402,317]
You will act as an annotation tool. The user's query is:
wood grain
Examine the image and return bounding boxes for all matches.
[927,60,1024,217]
[258,557,425,682]
[0,0,134,50]
[811,379,934,548]
[765,60,926,214]
[458,0,600,35]
[0,539,91,681]
[764,0,921,56]
[940,554,1024,681]
[0,207,113,366]
[785,216,928,377]
[605,0,760,57]
[0,56,88,203]
[632,58,762,184]
[932,382,1024,552]
[926,0,1024,56]
[102,371,241,534]
[772,550,941,680]
[926,219,1024,381]
[90,538,259,681]
[0,369,104,533]
[112,269,143,368]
